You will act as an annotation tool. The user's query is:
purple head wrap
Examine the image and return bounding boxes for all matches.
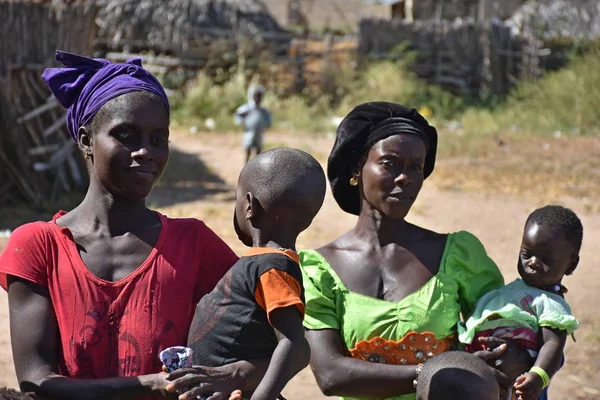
[42,50,170,142]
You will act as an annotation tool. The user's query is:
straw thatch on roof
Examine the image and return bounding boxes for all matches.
[94,0,291,56]
[504,0,600,71]
[506,0,600,40]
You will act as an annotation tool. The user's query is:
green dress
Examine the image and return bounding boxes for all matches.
[299,231,505,400]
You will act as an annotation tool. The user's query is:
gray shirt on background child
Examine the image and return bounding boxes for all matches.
[234,85,272,151]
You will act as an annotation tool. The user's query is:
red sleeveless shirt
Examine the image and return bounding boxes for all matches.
[0,211,238,397]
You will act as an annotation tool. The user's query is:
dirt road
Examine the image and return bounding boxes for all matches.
[1,131,598,399]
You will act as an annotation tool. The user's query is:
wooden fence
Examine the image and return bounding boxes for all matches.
[102,32,357,99]
[101,15,543,101]
[358,16,542,97]
[0,1,98,208]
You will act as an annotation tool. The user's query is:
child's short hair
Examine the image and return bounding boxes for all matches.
[0,388,35,400]
[525,205,583,253]
[239,147,326,229]
[416,352,499,400]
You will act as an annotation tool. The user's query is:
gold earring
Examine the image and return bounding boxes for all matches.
[83,151,91,160]
[349,176,358,186]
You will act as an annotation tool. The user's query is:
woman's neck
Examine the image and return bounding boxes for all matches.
[71,180,154,236]
[353,207,412,246]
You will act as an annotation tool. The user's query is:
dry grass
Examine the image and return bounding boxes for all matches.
[433,131,600,212]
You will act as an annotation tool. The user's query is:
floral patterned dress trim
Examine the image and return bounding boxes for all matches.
[348,331,455,365]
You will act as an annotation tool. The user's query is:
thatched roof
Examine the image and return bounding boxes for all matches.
[507,0,600,40]
[95,0,291,54]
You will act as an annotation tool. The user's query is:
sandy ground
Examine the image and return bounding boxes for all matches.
[1,131,598,399]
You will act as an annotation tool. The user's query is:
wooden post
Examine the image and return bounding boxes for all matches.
[505,26,513,93]
[477,0,486,25]
[287,0,301,26]
[322,33,335,96]
[294,38,306,94]
[406,0,414,22]
[232,10,247,87]
[434,2,444,86]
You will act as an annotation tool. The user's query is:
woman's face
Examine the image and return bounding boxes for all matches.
[85,92,170,200]
[359,134,427,219]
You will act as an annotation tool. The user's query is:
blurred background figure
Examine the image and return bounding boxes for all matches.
[234,85,273,164]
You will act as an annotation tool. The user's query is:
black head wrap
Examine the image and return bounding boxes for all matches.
[328,102,438,215]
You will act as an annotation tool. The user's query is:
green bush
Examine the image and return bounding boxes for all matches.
[173,58,464,133]
[173,44,600,137]
[335,59,464,122]
[172,72,248,131]
[172,71,330,133]
[462,48,600,136]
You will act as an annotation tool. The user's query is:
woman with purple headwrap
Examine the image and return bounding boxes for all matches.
[0,51,268,400]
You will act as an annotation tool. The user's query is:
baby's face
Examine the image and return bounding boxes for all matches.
[517,222,577,288]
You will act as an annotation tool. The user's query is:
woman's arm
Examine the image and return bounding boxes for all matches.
[8,276,173,400]
[474,336,533,400]
[475,336,533,381]
[250,306,309,400]
[306,328,418,398]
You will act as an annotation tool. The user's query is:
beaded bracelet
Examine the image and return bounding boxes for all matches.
[530,366,550,388]
[413,363,425,389]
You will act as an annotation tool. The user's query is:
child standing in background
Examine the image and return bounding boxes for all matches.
[235,85,272,164]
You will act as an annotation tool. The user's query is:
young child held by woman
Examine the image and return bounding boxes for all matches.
[162,147,326,400]
[459,205,582,400]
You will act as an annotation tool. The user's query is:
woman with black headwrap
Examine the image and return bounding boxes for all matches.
[299,102,533,400]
